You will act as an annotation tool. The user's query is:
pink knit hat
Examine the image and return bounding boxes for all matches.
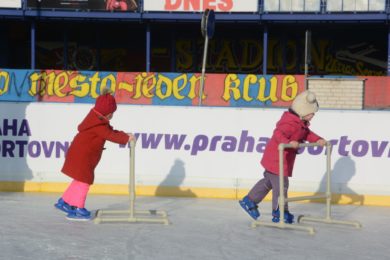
[94,93,117,116]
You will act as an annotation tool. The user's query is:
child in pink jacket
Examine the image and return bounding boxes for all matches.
[239,90,326,223]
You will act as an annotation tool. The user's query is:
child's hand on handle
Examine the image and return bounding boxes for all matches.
[289,141,299,149]
[316,139,327,147]
[127,133,136,142]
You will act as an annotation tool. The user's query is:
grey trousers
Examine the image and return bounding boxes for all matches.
[248,171,289,211]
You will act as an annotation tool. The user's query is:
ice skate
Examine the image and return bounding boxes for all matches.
[239,196,260,220]
[66,207,92,221]
[272,208,294,224]
[54,198,72,214]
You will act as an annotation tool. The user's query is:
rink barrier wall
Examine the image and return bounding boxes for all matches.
[1,104,390,207]
[0,181,388,207]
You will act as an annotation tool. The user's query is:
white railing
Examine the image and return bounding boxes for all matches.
[327,0,386,12]
[263,0,322,12]
[263,0,386,12]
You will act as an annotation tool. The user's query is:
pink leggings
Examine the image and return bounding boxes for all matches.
[62,180,90,208]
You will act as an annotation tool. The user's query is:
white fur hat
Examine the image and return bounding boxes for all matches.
[291,90,319,118]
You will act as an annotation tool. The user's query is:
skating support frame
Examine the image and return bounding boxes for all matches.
[252,142,361,234]
[94,140,169,225]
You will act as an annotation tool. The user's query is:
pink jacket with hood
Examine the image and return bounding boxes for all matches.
[261,110,322,177]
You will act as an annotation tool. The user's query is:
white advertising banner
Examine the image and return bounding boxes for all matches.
[1,102,389,196]
[143,0,259,12]
[0,0,21,8]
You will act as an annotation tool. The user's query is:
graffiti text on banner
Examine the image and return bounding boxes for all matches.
[0,69,304,107]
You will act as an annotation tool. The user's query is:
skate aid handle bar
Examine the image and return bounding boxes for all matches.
[128,137,138,148]
[278,141,331,151]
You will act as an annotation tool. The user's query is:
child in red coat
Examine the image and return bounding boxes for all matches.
[55,89,135,221]
[239,90,326,223]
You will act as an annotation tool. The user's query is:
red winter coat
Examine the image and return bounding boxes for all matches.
[62,109,129,184]
[261,111,322,177]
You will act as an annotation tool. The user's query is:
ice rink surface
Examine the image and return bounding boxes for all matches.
[1,192,389,260]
